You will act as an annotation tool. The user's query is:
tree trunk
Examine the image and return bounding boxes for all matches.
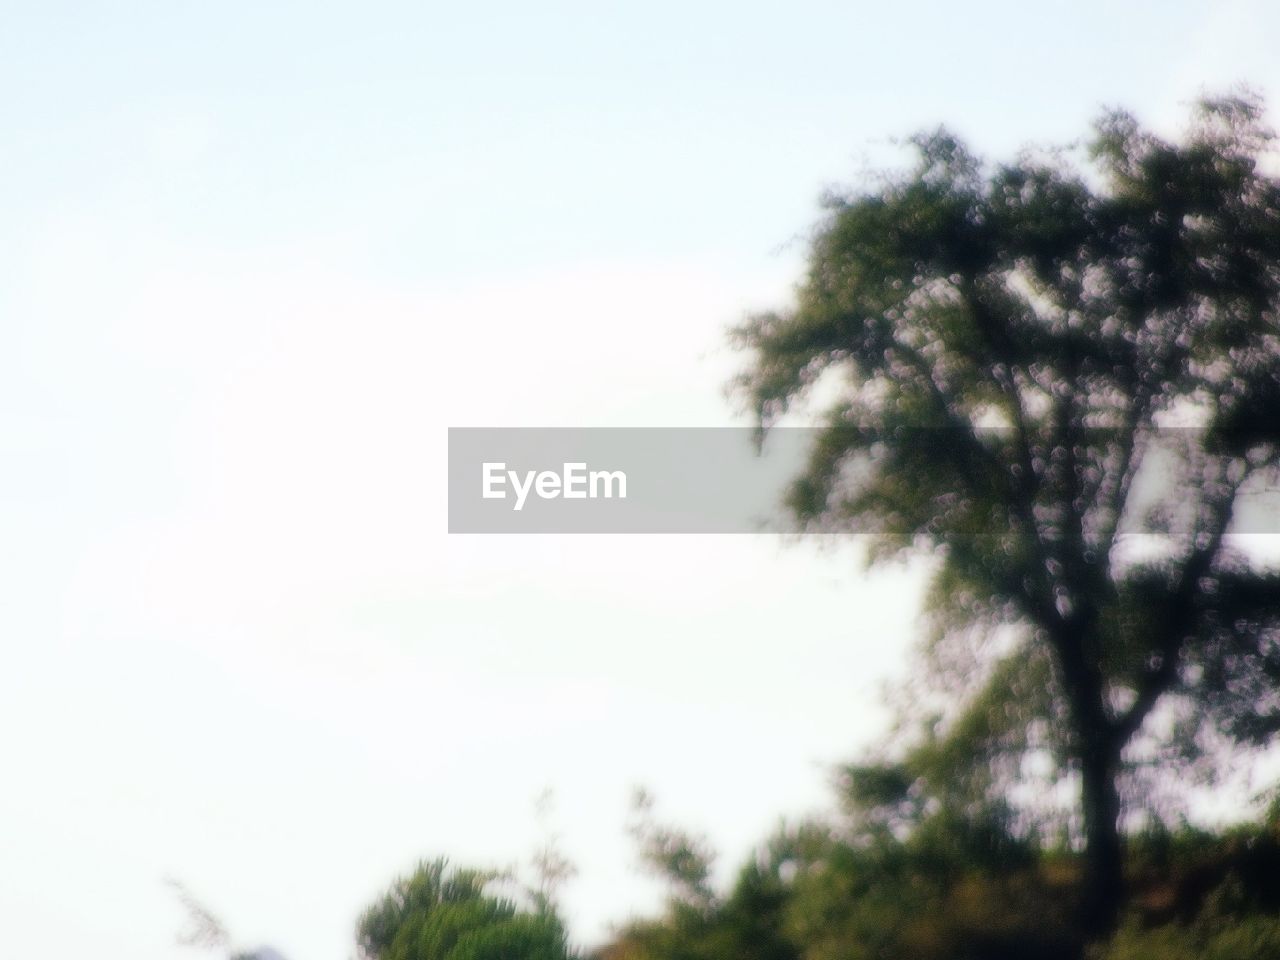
[1079,741,1123,940]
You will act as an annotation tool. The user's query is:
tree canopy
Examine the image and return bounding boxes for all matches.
[357,859,575,960]
[733,92,1280,936]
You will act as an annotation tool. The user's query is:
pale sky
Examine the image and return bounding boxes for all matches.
[3,3,1280,959]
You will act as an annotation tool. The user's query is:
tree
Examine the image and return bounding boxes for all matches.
[612,799,819,960]
[167,877,288,960]
[357,859,575,960]
[732,93,1280,938]
[627,787,719,916]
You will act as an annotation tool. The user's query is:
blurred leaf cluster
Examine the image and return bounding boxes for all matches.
[357,859,575,960]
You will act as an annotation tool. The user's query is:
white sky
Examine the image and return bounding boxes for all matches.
[3,2,1279,958]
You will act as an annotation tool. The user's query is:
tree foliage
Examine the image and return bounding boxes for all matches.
[357,859,574,960]
[627,788,719,915]
[733,92,1280,935]
[604,800,1280,960]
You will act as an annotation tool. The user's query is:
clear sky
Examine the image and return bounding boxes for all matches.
[3,2,1280,958]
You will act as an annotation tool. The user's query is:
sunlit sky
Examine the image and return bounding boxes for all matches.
[3,2,1279,958]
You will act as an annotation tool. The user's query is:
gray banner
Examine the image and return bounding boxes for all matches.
[447,427,1280,534]
[448,428,807,533]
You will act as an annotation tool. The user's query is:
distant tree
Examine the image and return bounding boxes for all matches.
[733,93,1280,937]
[612,807,821,960]
[170,877,233,954]
[167,877,286,960]
[529,789,578,915]
[627,788,719,915]
[603,801,1280,960]
[357,859,574,960]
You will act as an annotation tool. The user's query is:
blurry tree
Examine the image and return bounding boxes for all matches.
[733,92,1280,937]
[357,858,574,960]
[627,787,719,915]
[168,877,285,960]
[529,789,578,915]
[170,877,233,954]
[613,806,824,960]
[603,800,1280,960]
